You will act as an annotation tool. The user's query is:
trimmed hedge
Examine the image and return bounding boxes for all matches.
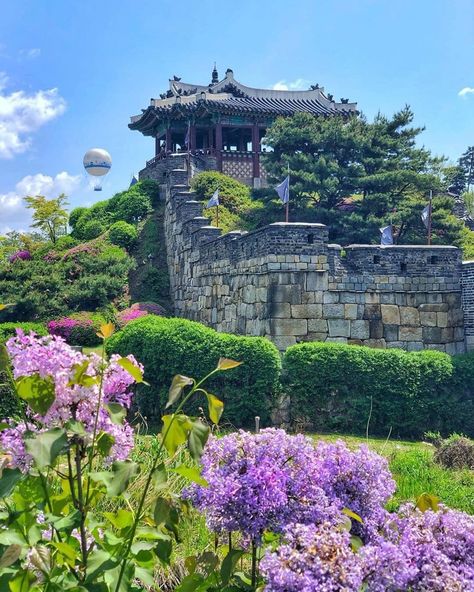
[0,322,48,419]
[106,316,281,427]
[282,341,474,438]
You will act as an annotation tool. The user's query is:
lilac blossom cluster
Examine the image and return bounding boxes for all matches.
[0,330,141,470]
[188,429,474,590]
[9,250,32,263]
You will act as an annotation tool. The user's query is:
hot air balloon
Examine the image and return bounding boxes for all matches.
[83,148,112,191]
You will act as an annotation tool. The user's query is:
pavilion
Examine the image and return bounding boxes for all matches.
[129,66,357,187]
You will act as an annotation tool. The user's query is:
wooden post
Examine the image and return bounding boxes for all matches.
[427,190,433,246]
[165,127,172,152]
[251,123,260,182]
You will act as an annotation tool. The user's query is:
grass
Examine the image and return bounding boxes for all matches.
[311,432,474,514]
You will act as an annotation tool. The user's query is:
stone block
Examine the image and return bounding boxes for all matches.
[308,319,328,333]
[399,326,423,341]
[399,307,419,326]
[242,285,256,303]
[306,332,327,342]
[422,326,443,343]
[364,339,386,349]
[272,302,291,318]
[340,292,357,304]
[272,336,297,351]
[437,312,448,328]
[419,303,448,312]
[363,304,382,320]
[387,341,404,349]
[270,318,308,336]
[344,303,358,320]
[441,327,454,342]
[326,337,348,344]
[306,271,328,291]
[383,324,399,341]
[322,303,345,318]
[270,284,302,305]
[323,292,340,304]
[291,304,323,319]
[369,320,384,339]
[328,319,351,337]
[420,311,437,327]
[381,304,400,325]
[406,342,424,351]
[350,320,370,340]
[348,339,364,346]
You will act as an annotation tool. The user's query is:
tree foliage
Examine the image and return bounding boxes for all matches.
[24,194,69,244]
[459,146,474,192]
[262,108,464,245]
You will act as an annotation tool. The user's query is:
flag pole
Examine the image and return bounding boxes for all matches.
[427,190,433,246]
[285,162,290,223]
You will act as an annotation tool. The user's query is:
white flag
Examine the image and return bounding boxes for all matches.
[275,175,290,204]
[380,225,393,246]
[421,204,430,228]
[206,189,219,208]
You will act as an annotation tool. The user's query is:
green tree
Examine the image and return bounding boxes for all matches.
[459,146,474,191]
[262,108,463,245]
[24,193,69,244]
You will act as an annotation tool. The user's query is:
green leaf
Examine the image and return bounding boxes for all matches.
[154,537,173,565]
[153,497,172,526]
[16,374,56,415]
[96,431,115,457]
[188,420,210,463]
[167,375,193,409]
[416,492,440,512]
[217,358,242,371]
[117,357,146,384]
[0,544,22,568]
[50,542,77,566]
[27,546,50,574]
[172,465,208,487]
[105,402,126,425]
[350,535,364,552]
[67,361,98,388]
[85,549,117,582]
[90,461,139,497]
[8,569,36,592]
[175,574,205,592]
[220,549,245,586]
[45,509,82,531]
[151,462,168,490]
[0,468,23,498]
[161,414,192,456]
[135,566,155,587]
[0,344,10,372]
[342,508,363,524]
[206,393,224,424]
[103,509,134,530]
[25,428,68,469]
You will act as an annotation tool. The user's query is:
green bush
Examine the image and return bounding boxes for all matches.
[0,322,48,419]
[80,220,106,240]
[109,221,138,250]
[282,342,462,438]
[106,316,281,427]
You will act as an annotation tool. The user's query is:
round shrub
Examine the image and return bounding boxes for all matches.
[109,221,138,250]
[47,312,106,346]
[282,341,455,438]
[434,435,474,470]
[106,316,281,427]
[80,220,105,241]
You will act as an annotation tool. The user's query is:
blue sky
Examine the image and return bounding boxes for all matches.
[1,0,473,232]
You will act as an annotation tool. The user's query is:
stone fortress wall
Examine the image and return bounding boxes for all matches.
[140,154,473,354]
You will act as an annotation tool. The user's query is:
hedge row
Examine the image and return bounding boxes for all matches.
[106,316,281,427]
[282,342,474,438]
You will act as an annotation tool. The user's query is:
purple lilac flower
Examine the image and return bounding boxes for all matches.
[0,330,141,470]
[312,440,396,542]
[186,429,338,542]
[261,522,364,592]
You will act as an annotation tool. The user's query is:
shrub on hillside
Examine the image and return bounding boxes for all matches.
[434,434,474,470]
[116,301,166,327]
[106,316,281,427]
[47,312,106,346]
[282,341,458,438]
[80,220,106,240]
[109,221,138,250]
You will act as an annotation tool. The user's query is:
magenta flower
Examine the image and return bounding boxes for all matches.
[9,250,31,262]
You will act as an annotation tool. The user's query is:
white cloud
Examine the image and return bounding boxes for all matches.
[0,172,82,234]
[0,73,66,159]
[458,87,474,97]
[19,48,41,59]
[272,78,310,91]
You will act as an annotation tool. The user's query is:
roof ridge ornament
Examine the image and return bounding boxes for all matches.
[212,63,219,85]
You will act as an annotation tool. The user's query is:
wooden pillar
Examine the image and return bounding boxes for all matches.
[208,128,214,150]
[190,124,196,151]
[251,123,260,180]
[238,128,245,152]
[165,127,172,152]
[155,136,161,156]
[216,122,223,171]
